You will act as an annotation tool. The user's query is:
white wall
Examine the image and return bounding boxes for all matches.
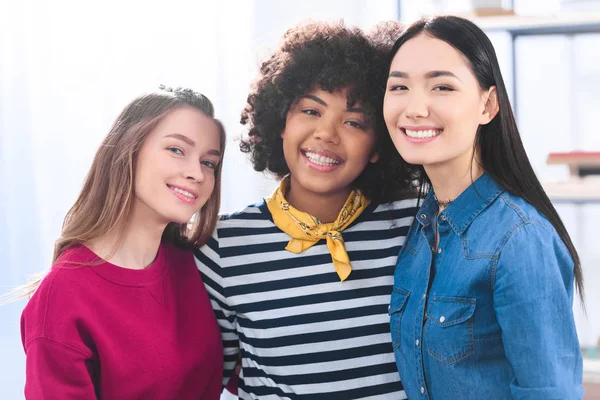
[515,32,600,347]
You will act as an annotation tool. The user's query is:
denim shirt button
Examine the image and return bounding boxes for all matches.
[416,339,420,346]
[420,213,427,219]
[421,387,425,394]
[439,316,446,323]
[440,214,446,221]
[437,248,442,254]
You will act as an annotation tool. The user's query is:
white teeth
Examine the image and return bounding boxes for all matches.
[404,129,442,139]
[304,151,340,166]
[171,187,195,198]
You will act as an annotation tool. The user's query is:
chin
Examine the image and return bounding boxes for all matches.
[173,216,194,225]
[158,212,194,226]
[400,156,425,166]
[300,180,346,196]
[399,153,438,166]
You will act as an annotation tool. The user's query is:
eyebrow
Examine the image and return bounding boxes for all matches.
[300,95,367,114]
[389,70,461,81]
[165,133,195,146]
[347,107,367,114]
[165,133,222,157]
[301,94,327,106]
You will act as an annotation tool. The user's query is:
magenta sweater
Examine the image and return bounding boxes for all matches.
[21,242,223,399]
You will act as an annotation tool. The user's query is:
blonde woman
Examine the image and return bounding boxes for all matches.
[20,87,226,399]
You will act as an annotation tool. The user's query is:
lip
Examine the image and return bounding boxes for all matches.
[300,148,344,172]
[166,184,198,204]
[301,147,344,162]
[167,184,199,197]
[399,126,443,144]
[401,125,443,131]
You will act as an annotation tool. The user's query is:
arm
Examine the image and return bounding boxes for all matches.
[24,337,96,399]
[225,360,241,395]
[194,232,240,390]
[493,222,583,400]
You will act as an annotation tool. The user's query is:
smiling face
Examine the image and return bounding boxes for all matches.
[134,106,222,225]
[383,33,497,173]
[280,87,379,203]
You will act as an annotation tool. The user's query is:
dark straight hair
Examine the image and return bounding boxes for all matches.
[388,16,584,304]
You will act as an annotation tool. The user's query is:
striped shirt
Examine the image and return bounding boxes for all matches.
[195,198,418,399]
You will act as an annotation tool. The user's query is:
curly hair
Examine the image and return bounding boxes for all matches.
[240,21,419,203]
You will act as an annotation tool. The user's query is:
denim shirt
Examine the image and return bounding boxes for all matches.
[390,173,583,400]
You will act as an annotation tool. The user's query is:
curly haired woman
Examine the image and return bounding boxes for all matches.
[195,21,418,399]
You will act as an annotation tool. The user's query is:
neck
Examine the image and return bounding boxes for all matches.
[286,181,351,224]
[87,200,167,270]
[425,152,484,208]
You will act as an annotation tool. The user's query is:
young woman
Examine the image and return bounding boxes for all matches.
[195,22,419,399]
[384,16,584,399]
[20,87,227,399]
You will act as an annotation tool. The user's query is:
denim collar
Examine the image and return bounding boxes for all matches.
[416,173,505,236]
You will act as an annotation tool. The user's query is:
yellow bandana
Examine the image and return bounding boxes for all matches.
[266,178,370,281]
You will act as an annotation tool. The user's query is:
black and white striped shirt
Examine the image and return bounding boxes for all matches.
[195,199,417,399]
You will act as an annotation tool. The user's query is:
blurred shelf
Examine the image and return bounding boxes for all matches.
[472,12,600,35]
[543,180,600,204]
[471,13,600,120]
[403,10,600,120]
[548,151,600,166]
[585,358,600,383]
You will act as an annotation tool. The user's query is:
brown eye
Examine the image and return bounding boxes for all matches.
[345,121,364,129]
[302,109,320,116]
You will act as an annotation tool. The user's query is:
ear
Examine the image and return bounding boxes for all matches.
[479,86,499,125]
[369,151,379,163]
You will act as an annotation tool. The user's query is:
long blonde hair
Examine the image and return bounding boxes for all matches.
[11,86,226,299]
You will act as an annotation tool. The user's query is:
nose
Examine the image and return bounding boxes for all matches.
[312,118,340,144]
[185,161,205,184]
[404,92,429,120]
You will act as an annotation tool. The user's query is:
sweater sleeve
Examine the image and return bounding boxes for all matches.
[195,229,240,390]
[24,337,96,399]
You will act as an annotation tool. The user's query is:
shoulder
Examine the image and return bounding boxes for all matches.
[468,192,555,247]
[21,248,96,346]
[490,192,556,240]
[344,198,418,238]
[219,201,270,225]
[195,200,282,264]
[498,192,553,226]
[374,198,420,214]
[362,197,419,224]
[486,194,571,271]
[492,213,574,292]
[53,245,97,267]
[213,200,276,238]
[34,244,103,292]
[41,246,99,290]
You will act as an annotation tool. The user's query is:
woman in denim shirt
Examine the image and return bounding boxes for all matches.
[383,16,584,400]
